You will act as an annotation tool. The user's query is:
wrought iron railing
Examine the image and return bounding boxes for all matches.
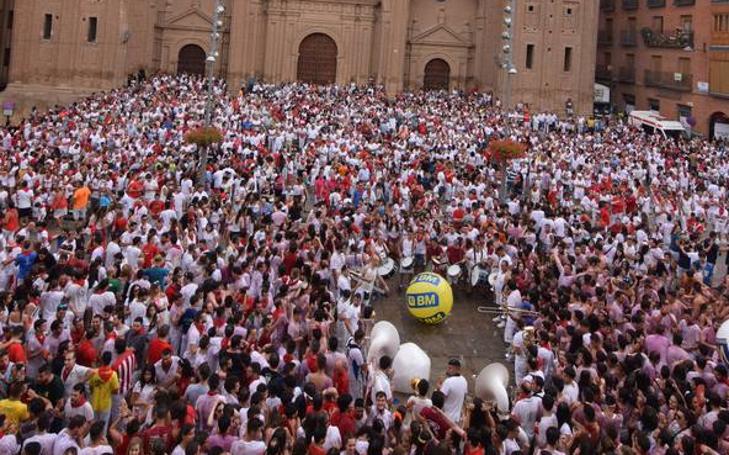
[644,70,692,91]
[598,30,614,46]
[641,28,694,48]
[619,67,636,83]
[596,65,614,81]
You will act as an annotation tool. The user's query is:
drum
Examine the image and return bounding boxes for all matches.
[377,257,397,278]
[447,264,462,280]
[471,266,489,287]
[400,256,414,271]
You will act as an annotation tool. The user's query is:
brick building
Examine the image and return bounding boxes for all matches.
[596,0,729,138]
[0,0,598,121]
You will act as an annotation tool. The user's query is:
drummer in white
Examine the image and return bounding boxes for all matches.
[398,230,415,289]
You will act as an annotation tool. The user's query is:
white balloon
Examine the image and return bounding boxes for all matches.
[716,320,729,364]
[475,363,510,413]
[367,321,400,365]
[392,343,431,393]
[483,362,510,387]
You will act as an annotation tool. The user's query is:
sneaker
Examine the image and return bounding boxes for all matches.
[496,321,506,329]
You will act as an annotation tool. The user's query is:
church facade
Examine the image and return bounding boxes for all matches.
[3,0,598,117]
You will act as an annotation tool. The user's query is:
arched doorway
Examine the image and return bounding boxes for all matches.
[710,111,729,140]
[177,44,206,76]
[423,59,450,91]
[296,33,337,85]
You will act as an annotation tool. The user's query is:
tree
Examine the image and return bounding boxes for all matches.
[185,127,223,185]
[484,139,527,203]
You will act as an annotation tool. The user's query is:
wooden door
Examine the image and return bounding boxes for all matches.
[177,44,206,76]
[423,59,450,91]
[297,33,337,85]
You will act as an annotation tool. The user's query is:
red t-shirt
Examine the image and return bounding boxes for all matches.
[147,338,171,365]
[143,424,174,454]
[76,340,97,367]
[7,342,26,363]
[142,243,159,268]
[330,410,356,440]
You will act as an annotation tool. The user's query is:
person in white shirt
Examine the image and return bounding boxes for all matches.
[439,358,468,424]
[370,355,393,405]
[231,418,266,455]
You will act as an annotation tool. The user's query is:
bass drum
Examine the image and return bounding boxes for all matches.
[400,256,414,272]
[471,266,490,287]
[377,257,397,278]
[447,264,462,280]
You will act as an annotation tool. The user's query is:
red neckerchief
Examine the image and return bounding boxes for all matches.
[62,365,73,381]
[36,333,46,345]
[71,396,87,408]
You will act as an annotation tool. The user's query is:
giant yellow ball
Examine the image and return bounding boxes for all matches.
[406,272,453,324]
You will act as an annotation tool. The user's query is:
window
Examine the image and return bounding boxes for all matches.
[87,17,97,43]
[7,10,12,30]
[677,104,692,121]
[651,55,662,71]
[43,14,52,40]
[710,60,729,94]
[528,4,535,12]
[565,7,573,15]
[680,15,692,32]
[652,16,663,33]
[564,47,573,71]
[626,53,635,68]
[678,57,690,74]
[526,44,534,69]
[628,17,637,31]
[648,98,660,111]
[715,14,729,32]
[3,48,9,67]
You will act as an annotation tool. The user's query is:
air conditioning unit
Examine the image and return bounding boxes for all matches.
[674,72,683,82]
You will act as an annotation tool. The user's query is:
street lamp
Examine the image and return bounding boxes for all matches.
[502,0,517,111]
[198,0,225,186]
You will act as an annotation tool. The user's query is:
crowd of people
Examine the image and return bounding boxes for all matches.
[0,72,727,455]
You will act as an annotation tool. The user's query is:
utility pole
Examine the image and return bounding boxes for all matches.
[198,0,225,187]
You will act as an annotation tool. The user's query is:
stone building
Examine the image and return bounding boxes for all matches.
[1,0,598,119]
[596,0,729,138]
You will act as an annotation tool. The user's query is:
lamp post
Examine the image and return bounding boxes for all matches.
[502,0,517,111]
[198,0,225,187]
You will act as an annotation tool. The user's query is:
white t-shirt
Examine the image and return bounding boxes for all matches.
[440,374,468,423]
[231,439,266,455]
[16,188,33,209]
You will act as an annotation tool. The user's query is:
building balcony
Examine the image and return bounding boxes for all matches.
[623,0,639,9]
[644,70,693,91]
[641,28,694,48]
[601,0,616,11]
[598,30,614,46]
[648,0,666,7]
[621,30,638,46]
[674,0,695,4]
[596,65,614,82]
[619,66,636,83]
